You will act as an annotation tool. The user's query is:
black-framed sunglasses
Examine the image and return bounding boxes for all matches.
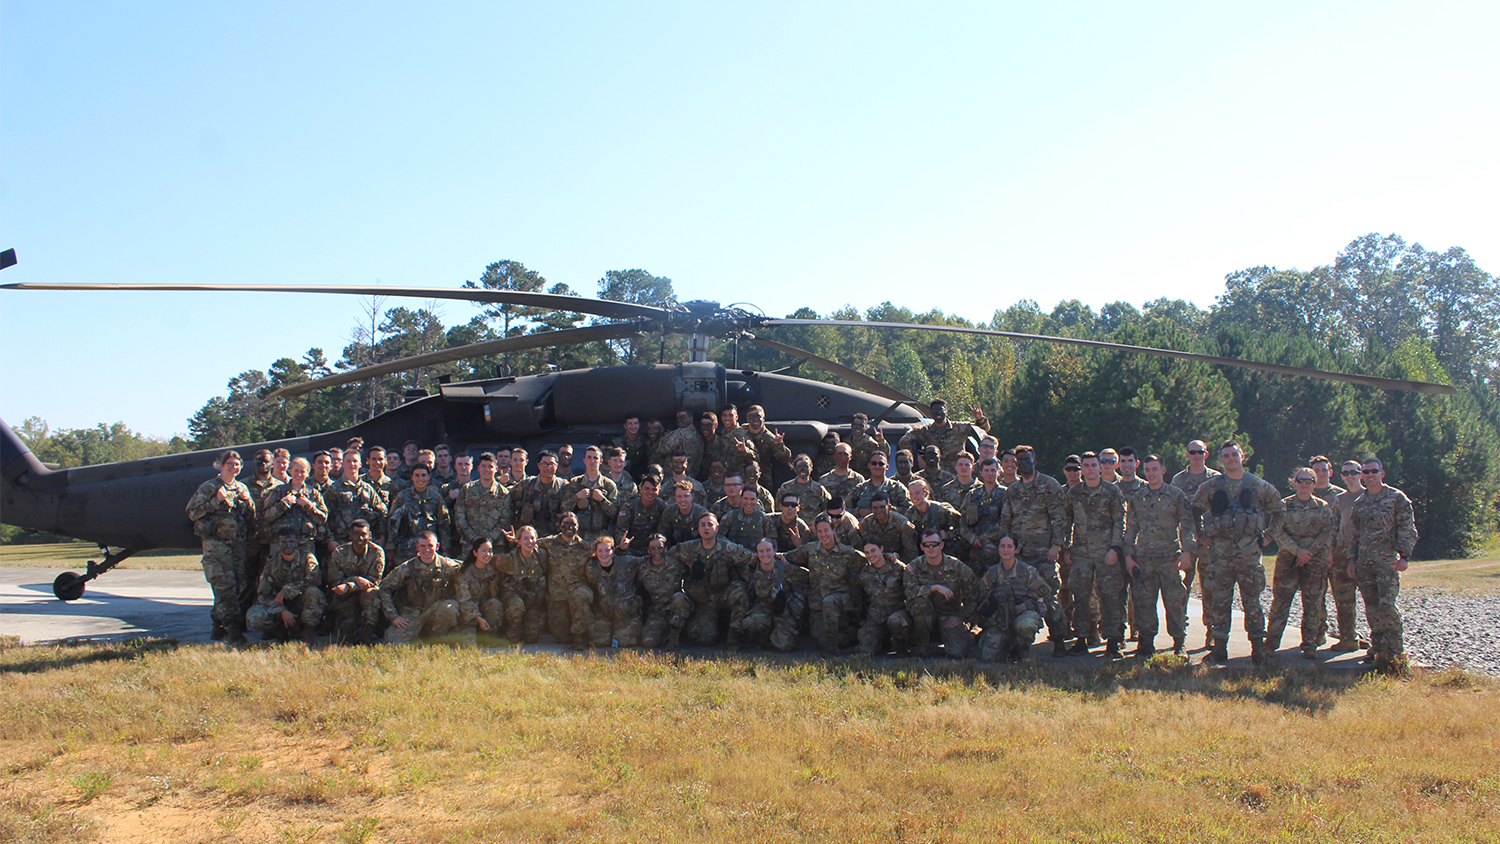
[1295,477,1315,484]
[1188,449,1206,456]
[920,541,943,548]
[1341,469,1361,476]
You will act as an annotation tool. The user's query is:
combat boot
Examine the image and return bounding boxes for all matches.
[1264,634,1281,654]
[1204,637,1229,664]
[1171,637,1186,657]
[1331,637,1362,652]
[1052,639,1070,658]
[1300,644,1318,659]
[357,624,377,645]
[1066,638,1090,656]
[1133,641,1155,660]
[301,624,318,647]
[664,628,681,651]
[1250,637,1269,666]
[225,623,248,646]
[1011,642,1030,663]
[211,622,227,642]
[1104,639,1123,659]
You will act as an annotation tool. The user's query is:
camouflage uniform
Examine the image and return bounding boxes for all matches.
[1328,486,1365,645]
[262,480,329,557]
[918,467,957,496]
[962,482,1009,575]
[741,426,793,480]
[561,473,620,540]
[186,477,256,633]
[899,419,987,473]
[389,485,451,561]
[976,560,1063,660]
[615,494,668,553]
[609,471,637,501]
[584,554,645,647]
[378,553,462,644]
[540,533,594,645]
[672,538,755,646]
[720,506,775,551]
[455,478,512,548]
[904,554,978,658]
[849,477,911,516]
[940,476,980,511]
[658,502,710,546]
[904,499,965,560]
[705,427,755,480]
[242,474,279,612]
[324,476,387,552]
[857,556,912,655]
[365,472,398,562]
[310,475,338,559]
[777,477,832,526]
[612,432,651,478]
[734,558,809,652]
[510,475,569,537]
[1266,493,1334,651]
[637,555,691,648]
[1171,466,1220,630]
[999,473,1067,589]
[847,433,884,477]
[1063,481,1127,643]
[455,562,507,640]
[826,510,864,548]
[325,541,385,641]
[786,541,864,653]
[773,514,812,552]
[859,511,918,560]
[496,546,549,643]
[655,425,705,478]
[818,468,866,507]
[1191,473,1283,647]
[246,548,326,634]
[1124,483,1195,644]
[1347,485,1418,667]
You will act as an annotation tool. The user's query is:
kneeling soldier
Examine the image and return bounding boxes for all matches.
[379,530,462,644]
[326,519,385,644]
[977,534,1066,662]
[734,537,808,652]
[247,528,326,645]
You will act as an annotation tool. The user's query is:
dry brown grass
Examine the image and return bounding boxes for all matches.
[1,638,1497,843]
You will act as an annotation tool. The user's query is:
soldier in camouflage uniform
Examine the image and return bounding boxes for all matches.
[772,494,813,552]
[823,497,864,548]
[246,528,325,644]
[860,492,918,560]
[537,512,595,648]
[241,449,278,615]
[733,538,808,653]
[847,413,887,478]
[740,461,777,511]
[455,537,505,643]
[263,457,328,559]
[1306,455,1346,646]
[455,452,512,550]
[308,451,338,564]
[324,450,387,564]
[659,480,711,546]
[776,454,831,526]
[510,450,569,538]
[905,527,979,658]
[722,489,776,550]
[496,526,549,643]
[1062,452,1127,657]
[583,536,644,648]
[1345,458,1418,674]
[561,446,621,541]
[612,415,651,478]
[363,447,397,563]
[325,519,385,644]
[961,457,1008,576]
[812,431,842,480]
[818,442,866,506]
[1266,467,1335,658]
[1123,454,1195,657]
[940,451,980,511]
[741,405,794,482]
[1329,460,1371,652]
[186,450,256,644]
[851,453,910,517]
[637,534,691,649]
[998,445,1066,596]
[605,447,637,501]
[390,466,451,562]
[379,531,462,644]
[856,535,912,656]
[653,410,702,478]
[672,512,755,647]
[1190,441,1284,665]
[616,476,668,554]
[1171,440,1220,647]
[977,535,1065,661]
[898,399,987,473]
[904,478,964,561]
[916,446,956,498]
[785,518,865,654]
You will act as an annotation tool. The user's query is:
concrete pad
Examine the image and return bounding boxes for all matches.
[0,566,1371,670]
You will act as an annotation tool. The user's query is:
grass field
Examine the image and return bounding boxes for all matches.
[1,638,1497,843]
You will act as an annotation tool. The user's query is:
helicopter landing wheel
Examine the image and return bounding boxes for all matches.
[53,571,88,602]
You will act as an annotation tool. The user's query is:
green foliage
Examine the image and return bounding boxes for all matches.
[15,417,189,468]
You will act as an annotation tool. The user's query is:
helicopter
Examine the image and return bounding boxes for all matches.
[0,254,1456,603]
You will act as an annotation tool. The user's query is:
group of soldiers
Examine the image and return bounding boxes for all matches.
[185,399,1418,673]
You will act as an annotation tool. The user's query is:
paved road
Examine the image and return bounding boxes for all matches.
[0,566,1373,669]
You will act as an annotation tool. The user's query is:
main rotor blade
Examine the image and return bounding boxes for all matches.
[765,319,1458,395]
[0,282,669,321]
[269,322,645,398]
[747,336,932,415]
[0,249,16,271]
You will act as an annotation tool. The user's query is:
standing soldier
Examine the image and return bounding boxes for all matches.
[325,519,384,644]
[637,534,691,649]
[456,452,512,551]
[1328,460,1371,652]
[324,449,387,567]
[263,457,328,558]
[772,494,813,552]
[561,445,621,541]
[510,450,569,538]
[1346,458,1418,675]
[612,415,650,478]
[846,413,886,474]
[818,442,866,505]
[1305,455,1344,645]
[722,490,776,551]
[658,480,710,546]
[496,526,549,643]
[961,456,1008,575]
[899,399,988,474]
[308,451,338,565]
[604,447,637,501]
[1171,439,1220,648]
[441,453,472,531]
[241,449,278,615]
[776,454,831,526]
[507,448,530,487]
[851,452,910,517]
[538,512,594,650]
[857,535,912,656]
[653,410,702,477]
[977,535,1065,662]
[733,538,808,653]
[1190,441,1283,665]
[940,451,980,511]
[246,528,325,645]
[785,517,864,654]
[378,531,462,645]
[1266,467,1334,659]
[616,476,668,554]
[672,512,755,647]
[1062,452,1127,658]
[823,497,864,548]
[860,492,918,561]
[905,527,978,658]
[1123,454,1195,657]
[998,445,1067,600]
[390,466,450,562]
[186,450,256,644]
[916,446,956,497]
[741,405,794,482]
[904,478,964,561]
[431,444,456,488]
[812,431,842,479]
[365,446,396,558]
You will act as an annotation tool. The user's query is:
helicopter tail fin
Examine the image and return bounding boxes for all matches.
[1,416,63,534]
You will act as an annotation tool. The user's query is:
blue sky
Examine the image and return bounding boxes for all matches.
[2,2,1495,438]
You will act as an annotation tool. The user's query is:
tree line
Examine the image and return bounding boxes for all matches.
[14,234,1499,558]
